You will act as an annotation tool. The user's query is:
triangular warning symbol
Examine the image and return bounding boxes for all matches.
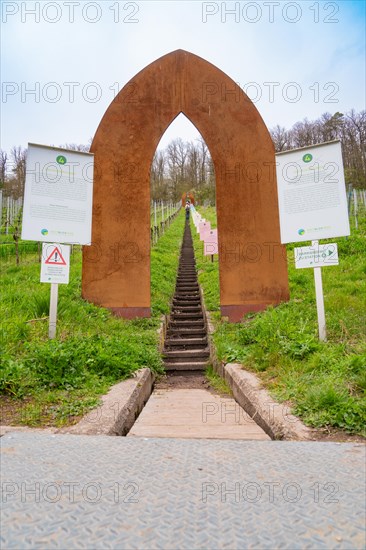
[45,246,67,265]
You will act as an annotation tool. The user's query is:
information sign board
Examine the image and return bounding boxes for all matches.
[22,143,94,244]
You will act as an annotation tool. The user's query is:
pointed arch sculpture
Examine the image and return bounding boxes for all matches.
[82,50,289,321]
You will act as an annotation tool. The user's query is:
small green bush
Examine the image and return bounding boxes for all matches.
[0,356,33,397]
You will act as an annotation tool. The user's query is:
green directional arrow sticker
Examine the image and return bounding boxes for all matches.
[302,153,313,163]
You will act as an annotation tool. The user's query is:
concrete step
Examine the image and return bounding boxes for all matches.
[170,318,205,324]
[173,295,201,301]
[173,303,201,310]
[167,328,206,337]
[164,361,209,371]
[164,337,208,348]
[163,348,210,361]
[173,299,201,305]
[174,295,200,301]
[175,284,199,294]
[171,313,204,321]
[172,305,202,313]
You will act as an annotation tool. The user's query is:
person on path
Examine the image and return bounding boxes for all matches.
[185,201,190,220]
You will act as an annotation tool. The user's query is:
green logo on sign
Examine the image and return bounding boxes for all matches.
[302,154,313,163]
[56,155,67,165]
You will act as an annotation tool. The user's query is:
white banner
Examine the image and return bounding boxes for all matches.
[22,143,94,244]
[276,140,350,243]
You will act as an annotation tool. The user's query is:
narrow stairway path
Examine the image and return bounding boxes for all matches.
[163,218,210,371]
[128,218,270,440]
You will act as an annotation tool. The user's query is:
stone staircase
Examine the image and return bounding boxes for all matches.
[163,219,210,371]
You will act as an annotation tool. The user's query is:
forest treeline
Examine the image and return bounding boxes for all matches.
[1,109,364,204]
[270,110,365,187]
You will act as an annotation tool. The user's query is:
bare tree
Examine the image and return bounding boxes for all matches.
[270,125,292,152]
[197,137,208,185]
[270,110,366,187]
[59,142,91,152]
[151,150,166,199]
[0,150,7,188]
[9,146,27,199]
[150,134,216,204]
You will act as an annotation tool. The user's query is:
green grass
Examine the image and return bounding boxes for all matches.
[192,207,366,436]
[205,366,232,396]
[0,212,185,427]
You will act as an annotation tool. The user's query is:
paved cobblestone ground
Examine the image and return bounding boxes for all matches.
[1,433,365,549]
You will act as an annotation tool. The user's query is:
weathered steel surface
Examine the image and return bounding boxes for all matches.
[1,433,365,549]
[82,50,289,320]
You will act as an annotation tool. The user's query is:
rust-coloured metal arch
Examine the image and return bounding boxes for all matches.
[82,50,289,321]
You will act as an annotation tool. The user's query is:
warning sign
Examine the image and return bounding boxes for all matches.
[41,243,70,284]
[45,246,67,266]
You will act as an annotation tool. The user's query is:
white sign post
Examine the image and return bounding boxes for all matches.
[295,241,339,342]
[21,144,94,339]
[313,258,326,341]
[49,283,59,340]
[276,141,349,342]
[40,243,70,339]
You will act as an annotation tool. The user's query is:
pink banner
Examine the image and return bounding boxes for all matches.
[199,221,211,241]
[204,229,218,256]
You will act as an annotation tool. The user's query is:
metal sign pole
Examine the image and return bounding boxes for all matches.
[312,240,327,342]
[154,201,157,244]
[353,188,358,230]
[49,283,59,339]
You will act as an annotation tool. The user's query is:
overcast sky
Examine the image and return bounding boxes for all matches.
[1,0,365,156]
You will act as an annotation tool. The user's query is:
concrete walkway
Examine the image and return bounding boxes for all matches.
[128,388,270,440]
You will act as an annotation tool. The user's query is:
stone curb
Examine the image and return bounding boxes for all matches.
[0,426,58,437]
[60,368,155,436]
[204,311,312,441]
[222,363,312,440]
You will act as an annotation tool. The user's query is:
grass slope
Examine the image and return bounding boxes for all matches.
[0,212,184,426]
[193,207,366,436]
